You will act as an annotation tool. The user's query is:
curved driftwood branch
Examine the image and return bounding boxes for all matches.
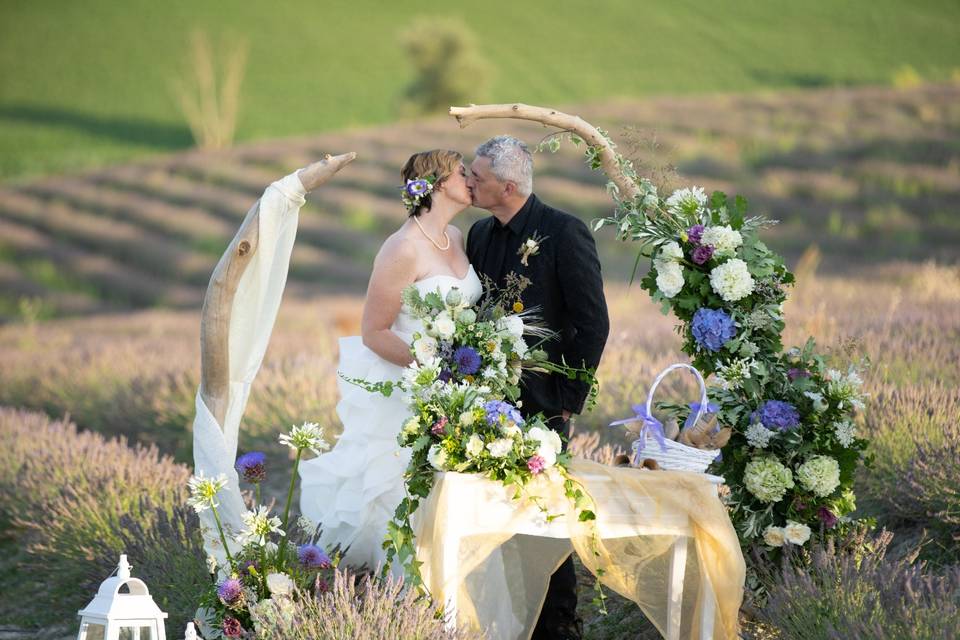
[199,152,356,426]
[449,103,641,201]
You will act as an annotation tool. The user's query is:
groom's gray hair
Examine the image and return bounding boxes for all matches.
[475,135,533,197]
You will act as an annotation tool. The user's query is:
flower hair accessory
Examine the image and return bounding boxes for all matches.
[401,175,436,212]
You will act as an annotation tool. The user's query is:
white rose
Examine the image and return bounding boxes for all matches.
[700,225,743,256]
[762,526,786,548]
[412,337,438,364]
[502,423,522,439]
[536,443,558,468]
[266,572,294,596]
[427,444,449,471]
[433,312,456,339]
[459,411,475,427]
[709,258,755,302]
[783,521,812,545]
[486,437,514,458]
[465,434,484,458]
[498,315,525,339]
[656,262,685,298]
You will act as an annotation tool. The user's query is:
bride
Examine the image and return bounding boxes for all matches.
[299,149,483,571]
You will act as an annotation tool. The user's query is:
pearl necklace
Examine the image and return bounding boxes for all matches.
[413,215,451,251]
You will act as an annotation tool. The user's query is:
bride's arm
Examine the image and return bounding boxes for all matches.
[361,237,418,367]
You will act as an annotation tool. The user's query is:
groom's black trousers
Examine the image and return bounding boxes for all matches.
[531,416,582,640]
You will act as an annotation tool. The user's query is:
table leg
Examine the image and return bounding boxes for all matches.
[666,536,688,640]
[699,566,716,640]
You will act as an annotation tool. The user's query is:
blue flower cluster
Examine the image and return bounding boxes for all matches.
[757,400,800,431]
[484,400,524,427]
[454,345,482,375]
[691,307,737,352]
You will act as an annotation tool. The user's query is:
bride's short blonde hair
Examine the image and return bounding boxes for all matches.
[401,149,463,217]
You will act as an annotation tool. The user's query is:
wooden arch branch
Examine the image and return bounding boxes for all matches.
[199,152,356,426]
[449,103,641,202]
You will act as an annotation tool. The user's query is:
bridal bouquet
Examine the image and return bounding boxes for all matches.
[545,131,869,554]
[346,276,601,596]
[188,424,339,638]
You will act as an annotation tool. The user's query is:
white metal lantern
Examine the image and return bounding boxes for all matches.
[76,554,168,640]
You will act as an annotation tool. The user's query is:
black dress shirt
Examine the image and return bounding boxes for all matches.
[467,194,610,422]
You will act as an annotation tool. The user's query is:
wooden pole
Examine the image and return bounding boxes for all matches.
[449,103,641,202]
[199,152,356,426]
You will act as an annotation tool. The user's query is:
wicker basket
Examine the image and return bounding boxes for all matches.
[624,364,720,473]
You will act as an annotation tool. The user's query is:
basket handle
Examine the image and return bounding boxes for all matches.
[645,363,709,430]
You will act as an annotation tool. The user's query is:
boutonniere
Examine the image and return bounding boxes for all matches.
[517,231,548,267]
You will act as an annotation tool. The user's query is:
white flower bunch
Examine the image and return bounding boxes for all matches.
[763,520,812,547]
[278,422,329,456]
[826,367,866,411]
[237,506,285,547]
[833,420,857,447]
[796,455,841,497]
[665,186,708,215]
[654,241,686,298]
[427,444,449,470]
[486,437,515,458]
[744,457,795,503]
[187,473,228,513]
[525,426,563,468]
[745,422,774,449]
[700,225,743,256]
[710,258,755,302]
[714,357,756,390]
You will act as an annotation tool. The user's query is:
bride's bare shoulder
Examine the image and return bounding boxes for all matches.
[374,228,419,269]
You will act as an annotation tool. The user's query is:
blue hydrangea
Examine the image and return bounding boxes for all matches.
[756,400,801,432]
[691,308,737,352]
[484,400,524,427]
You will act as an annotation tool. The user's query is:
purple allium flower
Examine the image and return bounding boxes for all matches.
[222,616,244,638]
[788,368,811,382]
[484,400,525,427]
[438,368,453,383]
[691,308,737,352]
[235,451,267,484]
[817,506,838,529]
[405,178,431,197]
[757,400,801,432]
[298,544,332,569]
[217,578,243,606]
[687,224,705,244]
[453,346,482,375]
[431,416,449,436]
[691,244,715,265]
[527,455,546,475]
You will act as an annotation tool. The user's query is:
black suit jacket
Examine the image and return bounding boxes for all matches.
[467,194,610,423]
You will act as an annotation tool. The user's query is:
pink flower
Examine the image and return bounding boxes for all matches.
[431,416,449,436]
[527,455,546,475]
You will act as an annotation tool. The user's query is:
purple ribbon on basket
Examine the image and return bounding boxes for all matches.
[610,404,669,464]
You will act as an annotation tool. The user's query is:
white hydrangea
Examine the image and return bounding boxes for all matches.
[710,258,755,302]
[762,525,786,547]
[833,420,857,447]
[412,336,438,364]
[465,434,485,458]
[497,315,525,340]
[656,262,685,298]
[743,457,794,503]
[783,521,812,545]
[700,225,743,256]
[427,444,449,471]
[655,241,684,266]
[745,423,774,449]
[796,455,841,497]
[486,438,514,458]
[665,186,708,214]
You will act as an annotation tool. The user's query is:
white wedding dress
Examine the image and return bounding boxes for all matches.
[299,265,483,571]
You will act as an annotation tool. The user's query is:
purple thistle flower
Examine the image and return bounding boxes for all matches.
[527,455,546,475]
[217,578,244,606]
[235,451,267,484]
[691,244,715,265]
[431,416,449,436]
[691,308,737,352]
[788,368,811,381]
[817,506,839,529]
[298,544,332,569]
[222,616,244,638]
[756,400,801,432]
[687,224,705,244]
[453,346,482,375]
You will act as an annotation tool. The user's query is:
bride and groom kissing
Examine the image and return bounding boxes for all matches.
[297,135,610,640]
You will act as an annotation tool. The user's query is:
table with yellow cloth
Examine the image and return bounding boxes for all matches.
[412,459,745,640]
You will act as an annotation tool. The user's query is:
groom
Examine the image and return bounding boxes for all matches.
[466,135,610,640]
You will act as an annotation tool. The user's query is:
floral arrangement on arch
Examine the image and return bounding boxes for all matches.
[187,423,338,639]
[543,131,869,553]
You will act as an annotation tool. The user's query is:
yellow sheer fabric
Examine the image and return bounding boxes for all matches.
[412,459,744,640]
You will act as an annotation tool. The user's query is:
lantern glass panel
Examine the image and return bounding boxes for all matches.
[79,622,106,640]
[118,625,155,640]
